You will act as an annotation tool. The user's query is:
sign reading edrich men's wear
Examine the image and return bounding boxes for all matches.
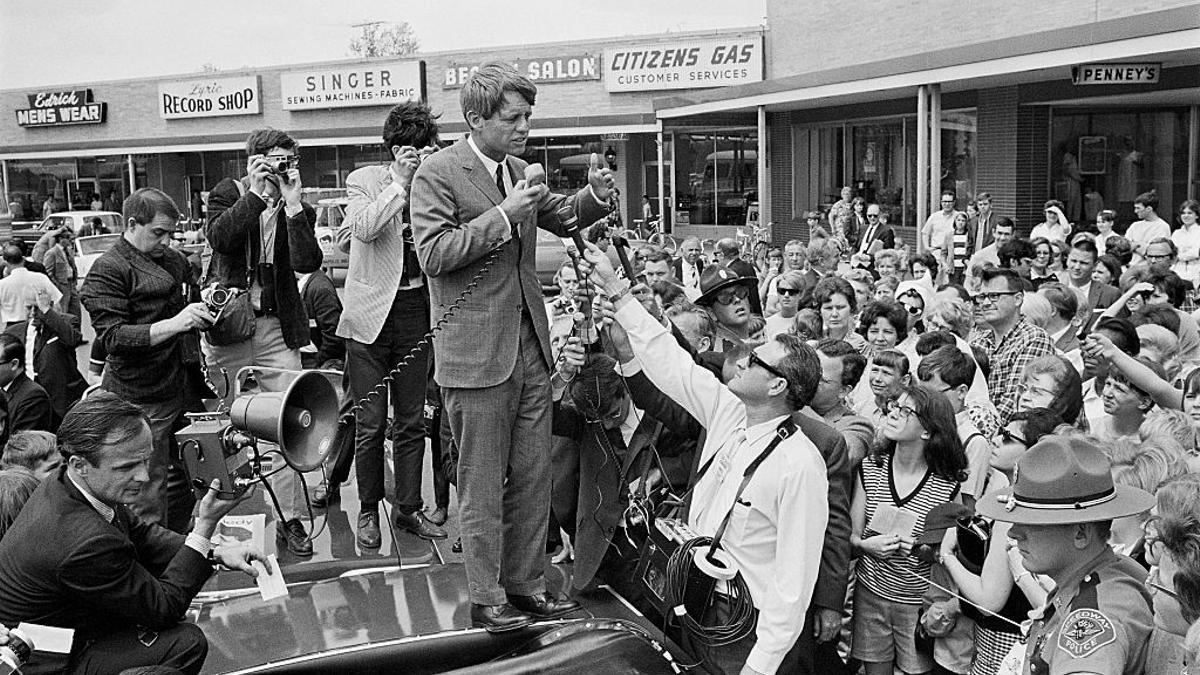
[443,55,600,88]
[159,76,260,119]
[603,35,763,92]
[281,61,424,110]
[15,89,107,127]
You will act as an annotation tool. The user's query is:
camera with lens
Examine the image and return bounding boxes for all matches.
[200,283,240,324]
[268,157,293,175]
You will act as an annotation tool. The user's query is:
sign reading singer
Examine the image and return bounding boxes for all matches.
[604,36,763,92]
[281,61,423,110]
[16,89,107,127]
[160,76,260,119]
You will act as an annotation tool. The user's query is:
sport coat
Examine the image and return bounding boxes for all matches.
[4,308,86,428]
[411,138,609,388]
[967,211,998,255]
[4,371,52,433]
[0,468,212,641]
[205,177,322,350]
[1087,281,1122,313]
[671,256,705,286]
[336,164,421,345]
[857,223,895,254]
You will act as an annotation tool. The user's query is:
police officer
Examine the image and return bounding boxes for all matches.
[977,435,1155,675]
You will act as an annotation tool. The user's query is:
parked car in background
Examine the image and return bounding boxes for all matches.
[11,210,122,250]
[314,197,349,271]
[74,233,123,284]
[536,229,650,293]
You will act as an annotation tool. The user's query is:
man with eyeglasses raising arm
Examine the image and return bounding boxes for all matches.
[974,268,1055,425]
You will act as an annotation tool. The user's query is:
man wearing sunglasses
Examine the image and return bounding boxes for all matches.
[580,242,829,675]
[974,268,1055,425]
[694,264,763,348]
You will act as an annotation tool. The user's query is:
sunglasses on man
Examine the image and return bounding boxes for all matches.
[714,285,750,305]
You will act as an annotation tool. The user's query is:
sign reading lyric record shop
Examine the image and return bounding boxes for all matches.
[603,35,763,92]
[159,76,261,119]
[281,60,424,110]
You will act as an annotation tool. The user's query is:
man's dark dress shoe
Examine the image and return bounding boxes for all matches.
[276,518,314,557]
[310,480,340,509]
[357,510,381,548]
[470,603,533,633]
[451,537,462,553]
[507,592,581,618]
[426,506,448,526]
[394,510,447,539]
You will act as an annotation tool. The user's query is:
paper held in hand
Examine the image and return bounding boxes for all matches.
[867,503,919,539]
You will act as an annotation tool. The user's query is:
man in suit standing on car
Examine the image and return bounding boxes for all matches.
[411,61,613,632]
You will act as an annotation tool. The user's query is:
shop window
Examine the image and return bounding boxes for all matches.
[338,145,387,186]
[673,130,756,226]
[852,122,905,226]
[1051,108,1191,227]
[5,159,76,220]
[940,111,977,211]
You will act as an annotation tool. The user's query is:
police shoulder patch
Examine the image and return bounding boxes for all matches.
[1057,608,1116,658]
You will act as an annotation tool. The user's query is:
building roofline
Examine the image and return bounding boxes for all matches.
[0,26,764,95]
[653,4,1200,113]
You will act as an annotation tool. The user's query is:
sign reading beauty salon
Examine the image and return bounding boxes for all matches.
[281,61,423,110]
[603,36,763,92]
[443,55,600,88]
[159,76,260,119]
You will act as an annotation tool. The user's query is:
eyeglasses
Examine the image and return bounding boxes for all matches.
[899,301,923,316]
[1035,250,1052,257]
[883,399,918,420]
[998,427,1029,447]
[1017,383,1055,399]
[777,287,800,296]
[971,291,1021,305]
[867,214,880,219]
[1146,253,1173,262]
[746,351,788,380]
[714,285,750,305]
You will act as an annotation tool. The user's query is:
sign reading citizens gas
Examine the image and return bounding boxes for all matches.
[159,76,260,119]
[15,89,107,127]
[603,36,763,92]
[281,61,424,110]
[443,55,600,89]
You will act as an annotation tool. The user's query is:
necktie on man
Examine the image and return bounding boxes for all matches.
[496,163,519,245]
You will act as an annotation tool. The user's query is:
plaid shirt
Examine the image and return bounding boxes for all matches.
[985,317,1055,425]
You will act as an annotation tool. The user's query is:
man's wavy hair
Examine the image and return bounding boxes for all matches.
[58,391,149,466]
[460,61,537,123]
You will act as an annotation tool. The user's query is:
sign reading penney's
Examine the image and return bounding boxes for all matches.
[281,61,424,111]
[160,76,260,119]
[15,89,107,127]
[603,36,763,92]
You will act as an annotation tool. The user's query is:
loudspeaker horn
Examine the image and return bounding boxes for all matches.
[229,370,338,472]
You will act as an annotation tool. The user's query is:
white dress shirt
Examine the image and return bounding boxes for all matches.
[0,266,62,324]
[1172,224,1200,287]
[67,470,213,557]
[614,298,828,674]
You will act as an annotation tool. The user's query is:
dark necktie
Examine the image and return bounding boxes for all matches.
[496,163,519,245]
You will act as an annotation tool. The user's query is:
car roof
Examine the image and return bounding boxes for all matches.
[49,210,121,218]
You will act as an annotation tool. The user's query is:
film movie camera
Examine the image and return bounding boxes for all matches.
[177,368,338,500]
[199,283,240,323]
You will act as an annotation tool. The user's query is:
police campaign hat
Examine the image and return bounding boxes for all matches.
[694,264,758,307]
[977,435,1154,525]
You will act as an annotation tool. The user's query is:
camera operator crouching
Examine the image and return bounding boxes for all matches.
[202,128,323,557]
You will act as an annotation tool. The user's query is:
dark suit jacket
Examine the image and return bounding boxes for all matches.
[551,404,663,591]
[726,257,758,281]
[622,370,852,613]
[4,308,86,428]
[205,177,322,350]
[1087,282,1122,313]
[299,269,344,369]
[858,224,896,253]
[671,257,704,284]
[4,371,51,432]
[0,469,213,641]
[411,138,610,388]
[967,211,998,256]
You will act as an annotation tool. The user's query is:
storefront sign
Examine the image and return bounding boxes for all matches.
[281,61,424,110]
[159,76,261,119]
[603,36,763,92]
[15,89,107,127]
[1071,63,1160,85]
[443,55,599,88]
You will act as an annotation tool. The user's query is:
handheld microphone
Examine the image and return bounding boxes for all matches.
[524,163,546,188]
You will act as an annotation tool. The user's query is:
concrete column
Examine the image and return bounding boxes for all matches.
[757,105,770,238]
[917,85,929,251]
[127,154,137,192]
[1,160,9,210]
[930,83,942,212]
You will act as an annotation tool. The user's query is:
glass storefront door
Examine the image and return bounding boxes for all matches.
[852,122,906,225]
[672,129,757,227]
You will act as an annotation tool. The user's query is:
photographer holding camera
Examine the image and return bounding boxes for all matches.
[81,188,214,531]
[203,128,322,557]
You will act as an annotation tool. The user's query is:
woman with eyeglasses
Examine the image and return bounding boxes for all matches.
[814,276,867,353]
[850,385,967,675]
[1014,355,1083,424]
[1144,473,1200,675]
[1027,237,1060,289]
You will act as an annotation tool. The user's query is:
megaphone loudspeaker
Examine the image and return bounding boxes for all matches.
[230,370,338,472]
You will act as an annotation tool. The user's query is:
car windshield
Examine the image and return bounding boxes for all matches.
[77,233,121,255]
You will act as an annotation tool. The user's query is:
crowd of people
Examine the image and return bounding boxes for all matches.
[0,57,1194,675]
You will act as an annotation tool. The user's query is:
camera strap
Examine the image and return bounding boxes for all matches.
[705,417,796,554]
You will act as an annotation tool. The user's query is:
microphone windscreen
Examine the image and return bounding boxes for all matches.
[524,163,547,187]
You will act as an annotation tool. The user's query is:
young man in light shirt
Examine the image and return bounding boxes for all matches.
[1127,190,1171,264]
